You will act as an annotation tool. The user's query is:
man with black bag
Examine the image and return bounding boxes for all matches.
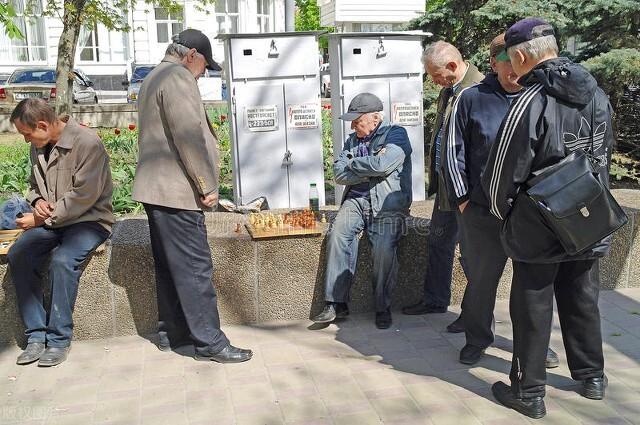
[481,18,615,419]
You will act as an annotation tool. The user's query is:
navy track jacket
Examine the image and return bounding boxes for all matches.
[443,73,520,208]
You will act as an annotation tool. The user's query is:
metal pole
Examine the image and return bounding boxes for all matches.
[285,0,295,31]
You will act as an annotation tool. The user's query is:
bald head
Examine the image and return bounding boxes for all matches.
[422,41,467,88]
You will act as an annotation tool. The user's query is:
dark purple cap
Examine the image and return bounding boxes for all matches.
[505,17,555,49]
[175,29,221,71]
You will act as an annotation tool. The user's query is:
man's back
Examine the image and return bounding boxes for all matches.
[133,56,219,211]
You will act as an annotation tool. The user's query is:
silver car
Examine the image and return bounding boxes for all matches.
[0,67,98,104]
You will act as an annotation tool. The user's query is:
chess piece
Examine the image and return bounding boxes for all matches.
[321,213,327,223]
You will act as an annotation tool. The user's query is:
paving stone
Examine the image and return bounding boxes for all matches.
[0,289,639,425]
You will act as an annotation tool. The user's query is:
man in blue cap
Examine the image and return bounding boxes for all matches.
[482,18,613,418]
[311,92,412,329]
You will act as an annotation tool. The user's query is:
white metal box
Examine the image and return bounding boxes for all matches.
[328,32,427,202]
[219,32,326,209]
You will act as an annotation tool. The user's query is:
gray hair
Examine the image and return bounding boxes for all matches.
[507,35,559,62]
[422,41,463,67]
[165,35,191,58]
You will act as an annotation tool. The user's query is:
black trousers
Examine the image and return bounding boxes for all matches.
[458,202,508,348]
[510,259,604,398]
[144,204,229,355]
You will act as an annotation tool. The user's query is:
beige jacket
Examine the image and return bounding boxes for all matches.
[132,55,219,211]
[27,116,114,231]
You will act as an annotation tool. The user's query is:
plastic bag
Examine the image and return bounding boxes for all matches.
[0,195,32,230]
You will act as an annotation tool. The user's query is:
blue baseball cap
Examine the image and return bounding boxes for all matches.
[505,18,555,50]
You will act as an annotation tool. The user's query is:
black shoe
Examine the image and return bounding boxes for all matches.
[335,303,349,319]
[446,315,465,333]
[459,344,485,365]
[402,301,447,315]
[157,336,192,352]
[16,342,45,365]
[375,309,392,329]
[38,346,70,367]
[582,374,607,400]
[492,381,546,419]
[194,344,253,363]
[545,347,559,369]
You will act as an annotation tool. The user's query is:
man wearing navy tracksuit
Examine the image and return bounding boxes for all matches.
[443,34,558,367]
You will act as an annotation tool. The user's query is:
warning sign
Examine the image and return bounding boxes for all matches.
[246,105,279,132]
[392,102,421,126]
[287,103,319,129]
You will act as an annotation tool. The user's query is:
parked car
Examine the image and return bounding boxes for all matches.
[0,67,98,104]
[123,65,155,103]
[320,63,331,98]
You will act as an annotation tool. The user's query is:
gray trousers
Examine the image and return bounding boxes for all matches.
[458,201,508,348]
[323,197,405,312]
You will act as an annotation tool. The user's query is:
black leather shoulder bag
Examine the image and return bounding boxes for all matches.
[524,100,628,255]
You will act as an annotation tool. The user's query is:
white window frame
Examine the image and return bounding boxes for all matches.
[0,0,47,63]
[256,0,274,33]
[78,24,100,63]
[215,0,240,34]
[154,6,184,44]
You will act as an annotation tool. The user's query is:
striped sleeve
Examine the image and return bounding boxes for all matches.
[481,83,544,220]
[443,86,473,205]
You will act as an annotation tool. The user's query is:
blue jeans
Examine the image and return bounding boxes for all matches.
[7,222,109,347]
[324,197,405,312]
[423,193,459,308]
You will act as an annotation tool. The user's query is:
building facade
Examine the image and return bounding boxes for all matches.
[0,0,285,90]
[319,0,424,32]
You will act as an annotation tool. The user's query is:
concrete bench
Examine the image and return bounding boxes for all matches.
[1,190,638,345]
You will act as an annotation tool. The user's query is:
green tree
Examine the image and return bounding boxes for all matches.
[583,48,640,109]
[0,2,24,39]
[294,0,333,48]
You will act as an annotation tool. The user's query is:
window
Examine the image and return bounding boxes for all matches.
[0,0,47,62]
[215,0,239,34]
[256,0,273,33]
[78,24,99,62]
[155,7,183,43]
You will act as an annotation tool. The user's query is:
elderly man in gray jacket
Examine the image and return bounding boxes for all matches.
[133,29,251,363]
[311,93,412,329]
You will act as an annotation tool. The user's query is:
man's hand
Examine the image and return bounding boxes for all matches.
[459,200,469,213]
[34,199,55,219]
[201,192,219,208]
[16,213,45,230]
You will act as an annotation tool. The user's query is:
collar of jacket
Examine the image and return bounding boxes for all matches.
[43,115,79,151]
[348,122,389,148]
[455,62,482,94]
[161,54,197,79]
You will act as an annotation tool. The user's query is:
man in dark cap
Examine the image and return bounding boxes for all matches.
[482,18,613,418]
[133,29,252,363]
[311,93,412,329]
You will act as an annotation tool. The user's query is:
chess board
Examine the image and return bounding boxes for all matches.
[0,229,23,255]
[245,210,327,239]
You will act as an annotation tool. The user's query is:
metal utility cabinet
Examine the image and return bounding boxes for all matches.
[328,32,427,201]
[219,32,325,209]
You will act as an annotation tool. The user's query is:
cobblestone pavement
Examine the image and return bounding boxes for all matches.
[1,288,639,425]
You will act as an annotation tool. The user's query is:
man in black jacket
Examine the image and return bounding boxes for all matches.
[482,18,613,419]
[443,33,558,368]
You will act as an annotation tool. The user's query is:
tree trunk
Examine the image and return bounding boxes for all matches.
[55,0,85,115]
